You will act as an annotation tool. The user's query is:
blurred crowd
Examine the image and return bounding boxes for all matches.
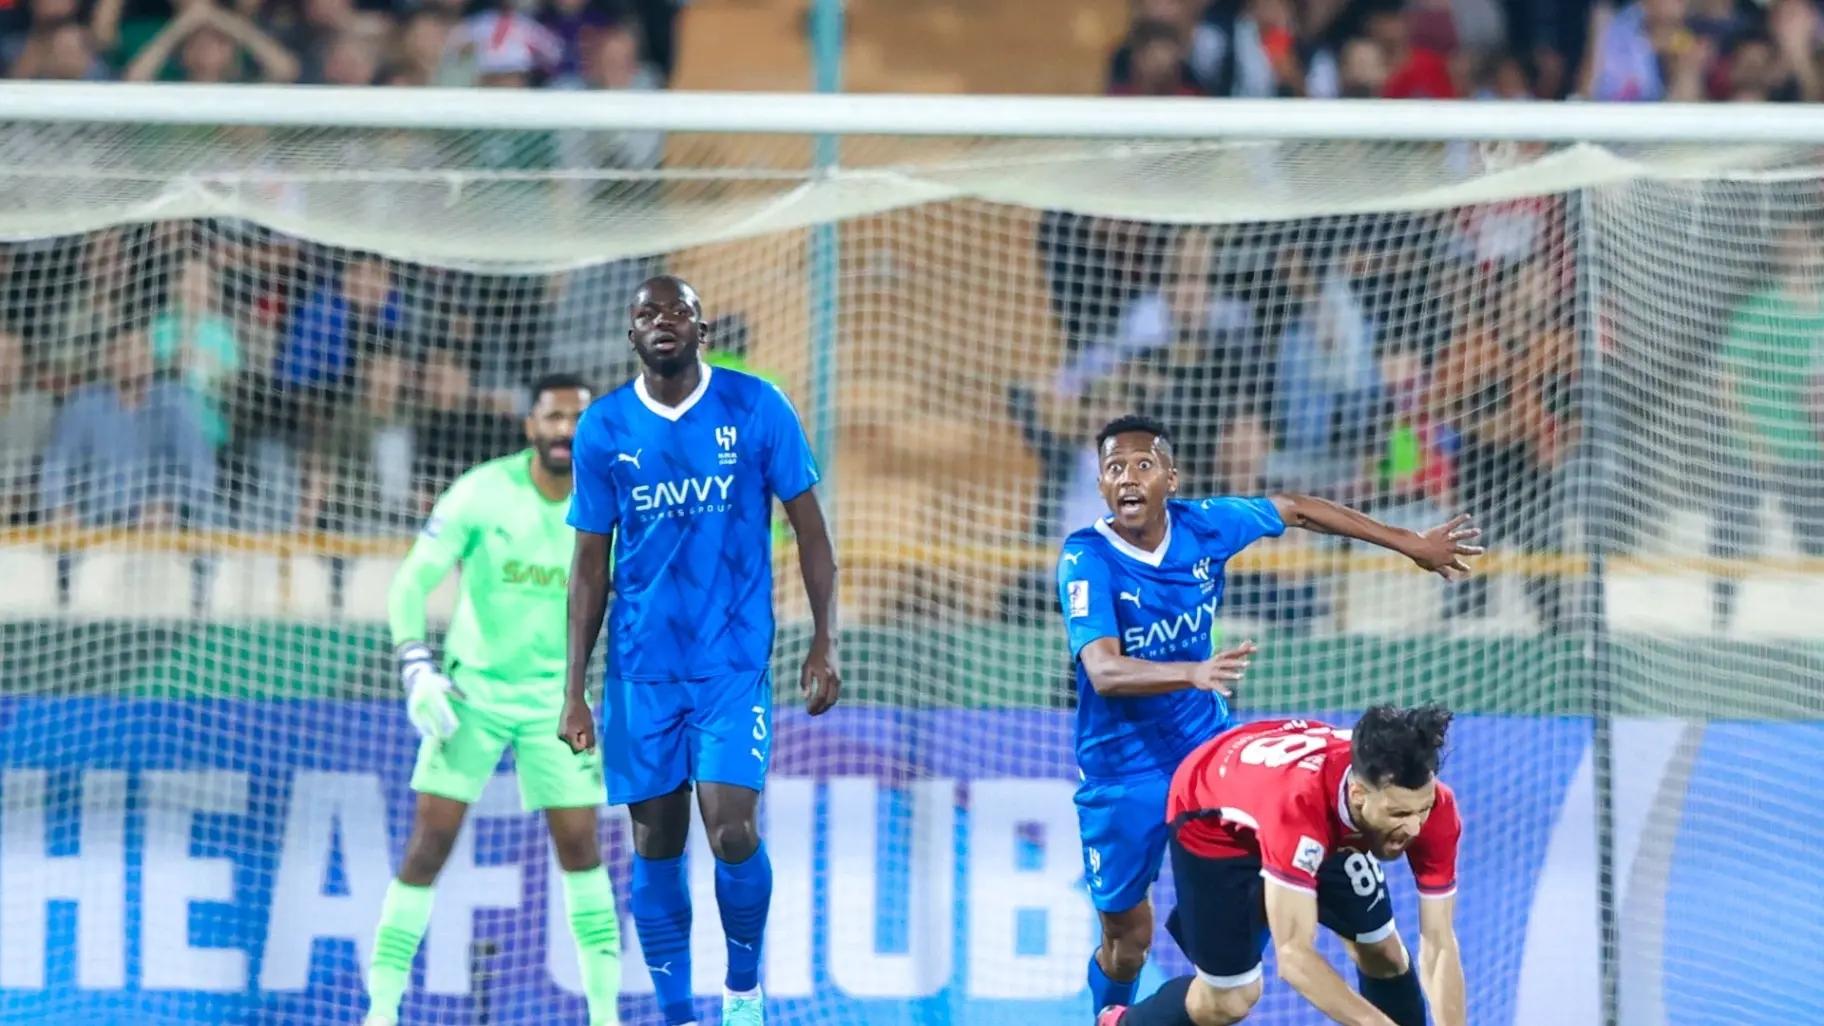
[1073,0,1824,630]
[0,223,676,537]
[0,0,1818,632]
[0,0,676,91]
[1107,0,1824,102]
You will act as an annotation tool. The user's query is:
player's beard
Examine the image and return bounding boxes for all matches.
[636,336,696,379]
[536,441,573,477]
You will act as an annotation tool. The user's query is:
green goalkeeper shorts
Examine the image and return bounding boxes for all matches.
[409,670,605,811]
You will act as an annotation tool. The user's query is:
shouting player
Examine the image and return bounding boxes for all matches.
[561,276,841,1026]
[1059,415,1480,1016]
[365,374,621,1026]
[1100,706,1466,1026]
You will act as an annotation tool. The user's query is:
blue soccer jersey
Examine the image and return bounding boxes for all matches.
[1057,496,1287,780]
[568,363,819,682]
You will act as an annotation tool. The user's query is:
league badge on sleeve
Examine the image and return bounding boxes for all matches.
[1292,835,1326,876]
[421,515,444,540]
[1068,579,1090,618]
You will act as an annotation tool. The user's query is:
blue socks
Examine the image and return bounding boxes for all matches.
[714,843,773,993]
[1089,950,1139,1012]
[1359,967,1428,1026]
[631,854,696,1025]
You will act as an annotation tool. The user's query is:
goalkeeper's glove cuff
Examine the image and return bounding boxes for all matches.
[396,642,437,687]
[397,641,435,665]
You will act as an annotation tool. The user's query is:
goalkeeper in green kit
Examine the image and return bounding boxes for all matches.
[363,373,621,1026]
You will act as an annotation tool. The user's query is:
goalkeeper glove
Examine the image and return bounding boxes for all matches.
[398,642,462,742]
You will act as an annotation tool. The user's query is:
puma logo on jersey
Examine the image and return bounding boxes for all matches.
[1119,590,1142,607]
[1062,552,1081,565]
[617,450,643,469]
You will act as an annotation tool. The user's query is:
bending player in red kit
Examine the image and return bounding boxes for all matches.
[1099,705,1467,1026]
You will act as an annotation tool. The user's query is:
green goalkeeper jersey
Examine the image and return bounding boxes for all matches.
[389,451,574,697]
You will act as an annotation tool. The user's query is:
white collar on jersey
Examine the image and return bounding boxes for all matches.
[634,360,714,422]
[1092,509,1173,568]
[1337,771,1359,832]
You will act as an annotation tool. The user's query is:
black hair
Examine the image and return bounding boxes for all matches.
[1095,413,1174,456]
[529,372,592,407]
[1351,704,1453,790]
[1127,18,1183,51]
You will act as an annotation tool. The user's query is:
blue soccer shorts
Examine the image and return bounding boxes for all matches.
[601,671,772,805]
[1075,770,1173,914]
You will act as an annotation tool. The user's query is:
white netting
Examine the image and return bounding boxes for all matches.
[0,102,1818,1026]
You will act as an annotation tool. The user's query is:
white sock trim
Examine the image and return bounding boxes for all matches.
[724,986,763,1000]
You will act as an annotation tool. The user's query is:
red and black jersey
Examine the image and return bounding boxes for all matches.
[1167,718,1461,897]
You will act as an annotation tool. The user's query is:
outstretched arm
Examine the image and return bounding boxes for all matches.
[783,489,841,715]
[1271,493,1481,578]
[1264,883,1399,1026]
[1417,895,1467,1026]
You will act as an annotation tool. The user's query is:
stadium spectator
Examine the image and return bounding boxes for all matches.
[1709,223,1824,630]
[0,331,54,524]
[242,254,399,528]
[1106,0,1215,94]
[319,27,378,85]
[552,21,666,174]
[542,0,620,81]
[2,0,120,79]
[1714,1,1821,101]
[1584,0,1710,101]
[304,330,415,530]
[447,4,560,87]
[8,18,112,79]
[40,328,216,528]
[151,256,242,453]
[1336,35,1389,95]
[1113,229,1268,496]
[1369,8,1458,97]
[1430,259,1576,630]
[1268,241,1383,500]
[387,9,455,85]
[544,257,657,388]
[41,228,145,390]
[1465,48,1537,97]
[412,344,520,509]
[1108,19,1203,95]
[123,0,299,83]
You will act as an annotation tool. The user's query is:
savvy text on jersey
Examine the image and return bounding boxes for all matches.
[1121,594,1224,655]
[631,475,736,514]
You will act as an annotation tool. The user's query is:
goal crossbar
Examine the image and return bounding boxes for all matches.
[4,83,1824,143]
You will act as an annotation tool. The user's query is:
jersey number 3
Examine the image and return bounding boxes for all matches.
[1239,725,1354,768]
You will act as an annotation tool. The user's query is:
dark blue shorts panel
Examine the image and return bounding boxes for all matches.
[1164,840,1396,981]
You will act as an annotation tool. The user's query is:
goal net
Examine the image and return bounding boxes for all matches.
[0,90,1819,1026]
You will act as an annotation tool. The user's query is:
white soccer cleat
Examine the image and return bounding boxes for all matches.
[361,1016,397,1026]
[721,987,764,1026]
